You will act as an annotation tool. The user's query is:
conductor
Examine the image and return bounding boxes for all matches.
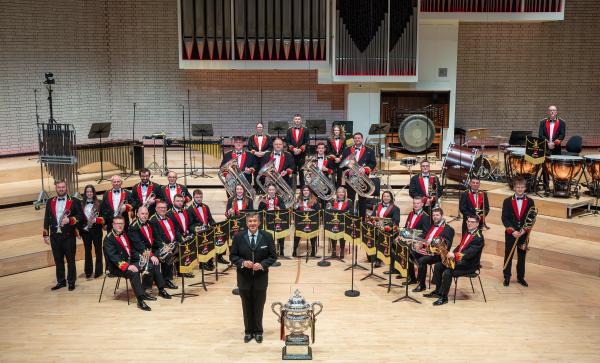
[230,212,277,344]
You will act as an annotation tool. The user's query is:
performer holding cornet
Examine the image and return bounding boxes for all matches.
[459,176,489,235]
[131,168,161,215]
[409,160,442,218]
[340,132,377,217]
[149,200,181,290]
[100,175,133,231]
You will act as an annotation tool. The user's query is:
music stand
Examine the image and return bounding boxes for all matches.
[306,119,326,156]
[88,122,112,183]
[268,121,289,140]
[369,124,390,172]
[191,124,213,178]
[509,131,532,146]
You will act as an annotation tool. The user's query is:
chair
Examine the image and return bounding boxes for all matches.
[563,135,583,156]
[452,266,486,304]
[98,271,131,305]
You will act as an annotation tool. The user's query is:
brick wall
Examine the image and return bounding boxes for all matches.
[456,0,600,142]
[0,0,345,155]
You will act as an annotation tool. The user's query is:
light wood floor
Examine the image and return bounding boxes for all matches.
[1,252,599,362]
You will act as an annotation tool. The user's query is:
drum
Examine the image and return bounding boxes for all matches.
[507,148,538,177]
[443,144,480,186]
[398,115,435,153]
[584,154,600,195]
[545,155,584,198]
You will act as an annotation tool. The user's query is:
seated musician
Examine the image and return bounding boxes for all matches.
[370,190,400,268]
[328,187,353,259]
[293,186,321,257]
[222,136,257,186]
[286,114,310,187]
[162,171,192,209]
[459,176,489,236]
[188,189,217,270]
[168,193,199,277]
[79,184,105,279]
[412,208,455,292]
[131,168,161,216]
[401,196,431,281]
[258,184,286,257]
[408,160,442,219]
[340,132,377,217]
[227,184,254,218]
[127,207,172,299]
[425,215,484,306]
[260,137,295,189]
[104,216,171,311]
[100,175,133,231]
[327,124,347,187]
[148,200,181,290]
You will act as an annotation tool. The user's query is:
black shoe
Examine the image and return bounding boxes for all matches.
[423,291,441,299]
[232,287,240,295]
[292,251,298,257]
[94,273,103,279]
[142,293,157,301]
[217,256,229,265]
[85,274,92,279]
[433,297,448,306]
[503,278,510,287]
[165,280,178,289]
[384,269,400,275]
[158,288,172,299]
[255,334,263,343]
[518,278,528,287]
[412,285,426,293]
[137,300,151,311]
[244,334,253,343]
[339,253,344,259]
[51,282,67,291]
[331,252,337,258]
[181,273,195,278]
[68,283,76,291]
[374,261,382,268]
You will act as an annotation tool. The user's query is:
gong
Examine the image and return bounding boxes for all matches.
[398,114,435,153]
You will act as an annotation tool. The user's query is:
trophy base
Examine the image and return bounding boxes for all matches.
[282,345,312,360]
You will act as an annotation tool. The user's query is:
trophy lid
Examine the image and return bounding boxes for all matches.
[284,289,310,311]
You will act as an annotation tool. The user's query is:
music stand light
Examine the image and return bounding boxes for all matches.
[88,122,112,184]
[191,124,214,178]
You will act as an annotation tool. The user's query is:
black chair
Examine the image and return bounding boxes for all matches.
[98,270,131,305]
[452,266,487,304]
[563,135,583,156]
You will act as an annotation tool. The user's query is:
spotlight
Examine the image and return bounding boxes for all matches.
[43,72,55,85]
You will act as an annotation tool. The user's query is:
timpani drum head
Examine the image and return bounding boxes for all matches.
[398,115,435,153]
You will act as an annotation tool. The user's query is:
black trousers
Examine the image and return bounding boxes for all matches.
[276,238,286,256]
[293,236,317,256]
[81,228,103,277]
[112,264,144,298]
[503,236,527,279]
[239,288,267,335]
[330,238,345,256]
[161,261,174,281]
[432,262,475,298]
[407,251,424,280]
[141,262,167,290]
[50,234,77,284]
[417,255,440,286]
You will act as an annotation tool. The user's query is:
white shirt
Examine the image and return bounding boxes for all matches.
[549,120,556,140]
[142,224,151,239]
[516,195,524,215]
[55,197,67,224]
[161,217,175,241]
[84,202,94,220]
[302,199,309,208]
[409,210,421,227]
[168,185,177,202]
[235,150,243,168]
[422,175,430,196]
[334,139,341,152]
[112,189,121,213]
[427,226,440,243]
[317,155,325,170]
[196,205,206,223]
[141,183,149,200]
[294,128,300,140]
[257,135,264,151]
[118,234,130,255]
[175,209,187,232]
[247,230,258,249]
[268,198,275,210]
[273,152,282,170]
[355,147,361,161]
[236,199,243,211]
[378,205,388,218]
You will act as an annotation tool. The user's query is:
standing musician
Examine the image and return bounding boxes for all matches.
[293,186,320,257]
[230,213,277,344]
[248,122,272,188]
[131,168,161,215]
[409,160,442,219]
[104,216,171,311]
[162,171,192,209]
[42,179,82,291]
[260,137,295,188]
[327,124,347,187]
[168,193,200,275]
[188,189,217,270]
[412,208,455,292]
[401,196,432,281]
[328,187,353,259]
[222,136,258,185]
[100,175,133,231]
[538,105,566,194]
[314,142,334,208]
[227,184,255,218]
[340,132,377,218]
[127,206,172,298]
[501,176,535,287]
[286,114,310,187]
[148,200,181,290]
[370,191,400,268]
[258,184,286,257]
[459,176,489,236]
[79,184,105,279]
[424,215,484,306]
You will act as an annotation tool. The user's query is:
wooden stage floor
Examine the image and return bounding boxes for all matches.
[0,253,599,362]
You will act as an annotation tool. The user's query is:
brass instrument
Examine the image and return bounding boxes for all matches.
[339,149,375,197]
[396,228,432,255]
[158,240,179,265]
[56,208,70,234]
[257,159,295,208]
[302,156,336,200]
[83,204,99,232]
[429,237,455,269]
[114,197,125,217]
[502,206,538,270]
[143,192,156,208]
[427,175,440,208]
[138,249,151,277]
[218,158,257,200]
[475,193,490,230]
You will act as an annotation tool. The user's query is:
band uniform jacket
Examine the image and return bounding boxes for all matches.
[425,223,456,250]
[538,117,566,155]
[327,137,347,159]
[131,181,162,215]
[43,195,83,237]
[286,126,310,167]
[187,202,216,231]
[148,214,182,246]
[226,197,254,218]
[340,145,377,175]
[104,230,140,274]
[330,199,354,213]
[260,150,295,187]
[403,210,432,238]
[127,219,163,256]
[459,190,490,221]
[230,229,277,290]
[501,195,535,245]
[167,207,191,236]
[409,173,443,206]
[258,196,283,211]
[452,229,484,272]
[247,134,273,155]
[160,183,192,208]
[221,149,258,183]
[79,198,104,234]
[100,189,133,230]
[372,203,400,232]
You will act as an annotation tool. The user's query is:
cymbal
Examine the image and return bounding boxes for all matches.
[490,135,506,139]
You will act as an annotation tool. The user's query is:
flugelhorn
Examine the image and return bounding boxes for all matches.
[83,204,98,232]
[138,249,151,276]
[56,208,71,234]
[218,158,257,200]
[303,156,336,200]
[339,149,375,198]
[257,159,295,208]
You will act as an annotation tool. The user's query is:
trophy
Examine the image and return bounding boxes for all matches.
[271,289,323,360]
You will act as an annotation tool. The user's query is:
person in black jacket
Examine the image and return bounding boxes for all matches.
[229,213,277,344]
[221,136,258,185]
[226,184,255,218]
[458,176,489,236]
[408,160,442,219]
[424,215,484,306]
[148,200,181,289]
[501,176,535,287]
[130,168,161,215]
[401,196,431,281]
[286,114,310,187]
[259,137,295,190]
[100,175,133,231]
[79,184,105,279]
[370,191,400,268]
[293,186,321,257]
[327,124,348,187]
[258,184,287,257]
[188,189,216,231]
[328,187,353,259]
[42,179,83,291]
[340,132,377,218]
[538,105,567,193]
[161,171,192,208]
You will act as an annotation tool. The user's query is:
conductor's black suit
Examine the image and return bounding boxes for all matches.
[230,229,277,336]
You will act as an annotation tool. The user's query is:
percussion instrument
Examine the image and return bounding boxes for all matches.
[584,154,600,182]
[442,144,480,186]
[505,147,541,189]
[400,157,417,167]
[398,115,435,153]
[544,155,584,198]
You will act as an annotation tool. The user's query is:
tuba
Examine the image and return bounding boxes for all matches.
[303,156,336,200]
[218,158,256,200]
[257,159,295,208]
[339,149,376,198]
[429,237,455,269]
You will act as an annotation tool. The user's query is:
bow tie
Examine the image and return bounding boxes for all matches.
[414,210,422,214]
[516,196,524,200]
[57,197,65,201]
[113,190,120,194]
[194,203,202,208]
[268,197,275,200]
[274,152,281,156]
[141,183,149,187]
[169,185,176,189]
[295,127,301,130]
[355,147,361,150]
[175,209,182,213]
[140,222,148,227]
[436,223,444,227]
[382,204,389,208]
[318,156,324,159]
[237,197,244,201]
[337,199,344,203]
[303,198,309,202]
[159,217,167,221]
[86,201,94,204]
[334,137,340,140]
[422,174,429,178]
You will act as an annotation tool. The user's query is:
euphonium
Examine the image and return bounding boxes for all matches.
[218,158,257,200]
[138,249,151,276]
[302,156,336,200]
[339,149,375,197]
[429,237,455,269]
[256,159,295,208]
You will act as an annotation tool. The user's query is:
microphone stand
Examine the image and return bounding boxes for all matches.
[317,210,331,267]
[344,243,360,297]
[392,250,421,304]
[123,102,136,180]
[33,89,49,210]
[360,227,385,281]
